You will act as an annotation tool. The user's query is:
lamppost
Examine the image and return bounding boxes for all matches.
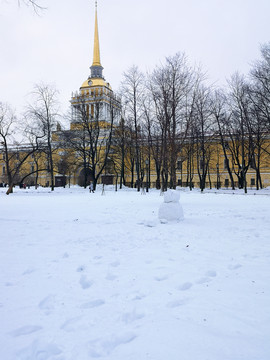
[145,159,149,192]
[216,163,220,189]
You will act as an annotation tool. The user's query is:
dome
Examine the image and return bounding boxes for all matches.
[80,78,112,90]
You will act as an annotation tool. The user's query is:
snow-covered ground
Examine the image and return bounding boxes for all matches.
[0,186,270,360]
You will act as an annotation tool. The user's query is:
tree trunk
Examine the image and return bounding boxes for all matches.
[6,183,13,195]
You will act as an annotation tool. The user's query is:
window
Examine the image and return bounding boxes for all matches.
[224,158,229,170]
[2,166,5,175]
[251,178,255,186]
[31,165,35,173]
[177,160,182,171]
[224,179,229,187]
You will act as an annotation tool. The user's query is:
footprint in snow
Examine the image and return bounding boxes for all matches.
[178,282,193,291]
[61,316,83,332]
[228,264,242,270]
[22,267,36,275]
[80,275,93,289]
[196,277,211,284]
[121,310,145,324]
[9,325,42,337]
[38,294,55,314]
[205,270,217,277]
[154,274,169,282]
[16,340,62,360]
[110,261,120,267]
[167,298,189,308]
[106,273,118,281]
[80,299,105,309]
[196,271,217,285]
[88,333,137,358]
[131,293,146,301]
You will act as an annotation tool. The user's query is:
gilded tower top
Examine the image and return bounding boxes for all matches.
[80,1,112,90]
[89,0,104,80]
[92,1,101,68]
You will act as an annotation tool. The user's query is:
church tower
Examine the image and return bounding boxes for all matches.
[70,1,121,127]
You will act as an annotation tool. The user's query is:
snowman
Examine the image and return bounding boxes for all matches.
[158,189,184,223]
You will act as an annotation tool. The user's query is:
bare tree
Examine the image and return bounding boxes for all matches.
[211,89,235,189]
[65,93,119,189]
[142,93,159,189]
[227,73,252,193]
[0,102,40,194]
[109,95,136,189]
[111,117,130,189]
[55,150,75,188]
[184,128,196,190]
[17,0,46,13]
[192,85,215,191]
[26,83,59,191]
[182,71,204,190]
[250,43,270,130]
[149,53,199,190]
[244,88,268,189]
[248,43,270,188]
[0,102,16,194]
[121,66,145,191]
[62,126,92,189]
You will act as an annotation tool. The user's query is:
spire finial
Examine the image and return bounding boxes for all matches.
[90,0,103,78]
[92,0,101,67]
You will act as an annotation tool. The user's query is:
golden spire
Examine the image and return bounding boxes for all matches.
[92,1,101,67]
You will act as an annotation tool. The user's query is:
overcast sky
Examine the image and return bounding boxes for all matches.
[1,0,270,115]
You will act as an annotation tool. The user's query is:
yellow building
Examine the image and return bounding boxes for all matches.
[52,2,121,188]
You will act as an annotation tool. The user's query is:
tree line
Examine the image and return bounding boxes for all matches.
[113,43,270,193]
[1,43,270,194]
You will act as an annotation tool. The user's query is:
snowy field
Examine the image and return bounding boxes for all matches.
[0,186,270,360]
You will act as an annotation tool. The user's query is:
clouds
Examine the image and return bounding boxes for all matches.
[1,0,270,115]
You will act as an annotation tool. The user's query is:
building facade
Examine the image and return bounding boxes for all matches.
[1,4,270,191]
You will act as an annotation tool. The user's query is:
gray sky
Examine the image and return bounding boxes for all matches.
[1,0,270,115]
